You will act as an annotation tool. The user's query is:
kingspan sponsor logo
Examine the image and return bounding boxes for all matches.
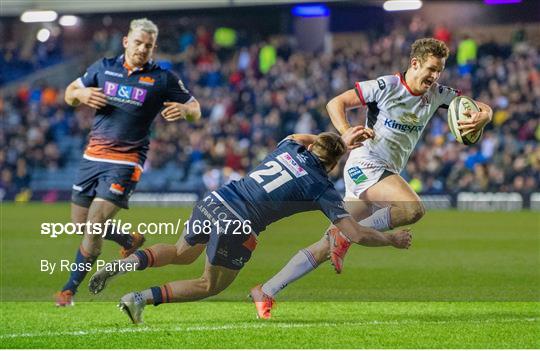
[383,118,423,133]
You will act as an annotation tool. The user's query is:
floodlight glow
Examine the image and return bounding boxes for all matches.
[383,0,423,11]
[59,15,79,26]
[37,28,51,42]
[484,0,521,4]
[21,10,58,23]
[291,5,329,17]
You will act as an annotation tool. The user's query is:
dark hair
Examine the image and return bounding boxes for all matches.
[410,38,449,64]
[311,132,347,170]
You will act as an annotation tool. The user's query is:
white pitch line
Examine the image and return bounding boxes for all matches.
[1,318,538,339]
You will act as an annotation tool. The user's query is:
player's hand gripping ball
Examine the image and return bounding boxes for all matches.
[447,96,484,145]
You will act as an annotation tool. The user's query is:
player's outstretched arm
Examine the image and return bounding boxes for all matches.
[328,218,411,273]
[458,100,493,137]
[335,217,412,249]
[326,89,363,135]
[289,127,372,151]
[64,79,107,109]
[288,134,318,147]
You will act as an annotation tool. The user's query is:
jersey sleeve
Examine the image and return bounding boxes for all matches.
[164,70,194,104]
[78,59,102,88]
[354,76,391,106]
[316,186,350,223]
[436,84,462,109]
[277,138,299,148]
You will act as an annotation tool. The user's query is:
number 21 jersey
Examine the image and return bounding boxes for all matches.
[215,138,350,234]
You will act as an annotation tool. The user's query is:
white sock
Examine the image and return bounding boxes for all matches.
[122,253,140,266]
[358,207,392,232]
[113,254,140,274]
[261,249,318,297]
[140,289,154,304]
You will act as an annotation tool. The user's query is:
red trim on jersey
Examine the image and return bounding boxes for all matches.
[398,72,423,96]
[355,82,367,106]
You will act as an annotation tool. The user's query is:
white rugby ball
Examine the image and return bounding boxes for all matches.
[447,96,483,145]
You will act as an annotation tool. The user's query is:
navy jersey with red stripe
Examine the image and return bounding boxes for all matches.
[215,138,350,234]
[78,55,193,165]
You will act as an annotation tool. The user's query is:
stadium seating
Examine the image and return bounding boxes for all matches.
[0,19,538,200]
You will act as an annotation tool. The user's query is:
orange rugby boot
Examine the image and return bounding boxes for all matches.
[327,227,351,274]
[54,290,74,307]
[249,285,275,320]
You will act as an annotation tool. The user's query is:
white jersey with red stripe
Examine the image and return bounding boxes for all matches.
[352,73,460,173]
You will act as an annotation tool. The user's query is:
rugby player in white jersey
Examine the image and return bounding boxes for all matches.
[250,38,493,319]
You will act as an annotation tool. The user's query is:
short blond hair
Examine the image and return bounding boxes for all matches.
[410,38,449,64]
[311,132,347,170]
[129,18,158,37]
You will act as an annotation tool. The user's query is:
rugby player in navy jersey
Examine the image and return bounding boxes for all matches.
[55,18,201,307]
[89,129,412,324]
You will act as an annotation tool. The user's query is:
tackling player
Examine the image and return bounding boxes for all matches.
[254,38,493,318]
[55,18,201,306]
[88,129,412,324]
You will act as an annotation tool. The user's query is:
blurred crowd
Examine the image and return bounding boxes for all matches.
[0,35,64,86]
[1,18,539,200]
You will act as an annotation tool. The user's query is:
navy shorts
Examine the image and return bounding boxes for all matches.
[71,158,142,209]
[184,193,257,270]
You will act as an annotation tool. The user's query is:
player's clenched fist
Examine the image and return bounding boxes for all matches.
[389,229,412,249]
[74,87,108,109]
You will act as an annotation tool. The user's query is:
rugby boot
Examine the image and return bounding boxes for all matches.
[327,227,351,274]
[118,292,146,324]
[249,285,275,320]
[120,232,146,258]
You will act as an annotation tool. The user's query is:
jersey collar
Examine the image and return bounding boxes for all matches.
[398,72,423,97]
[290,139,327,174]
[306,148,327,174]
[117,54,155,76]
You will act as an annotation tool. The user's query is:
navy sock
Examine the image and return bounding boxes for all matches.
[103,227,133,249]
[134,250,152,270]
[62,248,97,294]
[151,286,163,306]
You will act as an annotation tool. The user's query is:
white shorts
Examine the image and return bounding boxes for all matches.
[343,147,394,199]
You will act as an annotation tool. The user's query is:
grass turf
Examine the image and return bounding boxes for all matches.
[1,301,539,348]
[1,203,539,348]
